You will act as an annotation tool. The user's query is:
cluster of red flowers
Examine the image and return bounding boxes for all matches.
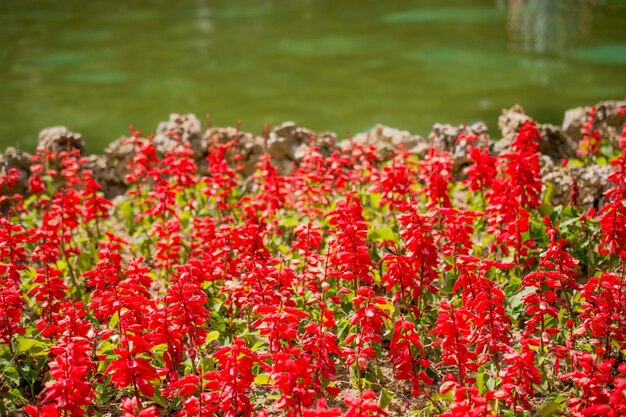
[0,115,625,417]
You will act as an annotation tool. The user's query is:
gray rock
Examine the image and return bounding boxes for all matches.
[102,136,140,189]
[543,164,612,210]
[498,105,530,143]
[537,123,578,161]
[562,99,626,147]
[345,124,426,160]
[539,155,555,177]
[267,122,335,175]
[498,105,578,161]
[0,147,32,196]
[87,154,127,199]
[429,122,490,179]
[38,126,85,155]
[203,126,265,176]
[154,113,204,156]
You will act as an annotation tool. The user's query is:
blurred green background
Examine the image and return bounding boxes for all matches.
[1,0,625,152]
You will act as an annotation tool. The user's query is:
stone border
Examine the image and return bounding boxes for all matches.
[1,100,624,210]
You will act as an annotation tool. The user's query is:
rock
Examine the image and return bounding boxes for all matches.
[543,164,612,210]
[102,136,140,189]
[203,127,265,176]
[154,113,204,157]
[562,99,626,147]
[498,105,578,161]
[87,154,127,199]
[346,124,426,160]
[562,107,586,141]
[498,105,530,143]
[37,126,85,155]
[0,147,32,196]
[429,122,490,179]
[267,122,335,175]
[536,123,578,161]
[539,155,555,177]
[430,122,489,152]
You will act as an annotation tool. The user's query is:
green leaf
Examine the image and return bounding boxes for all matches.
[537,397,564,416]
[254,373,272,385]
[369,193,382,208]
[109,311,119,330]
[151,343,168,355]
[205,331,220,344]
[543,182,554,205]
[476,370,485,393]
[368,227,396,242]
[279,217,299,227]
[152,390,169,408]
[251,340,265,352]
[16,338,47,355]
[379,387,395,409]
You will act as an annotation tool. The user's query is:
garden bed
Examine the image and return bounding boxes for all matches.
[0,100,625,416]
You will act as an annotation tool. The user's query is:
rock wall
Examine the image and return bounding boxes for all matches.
[1,99,624,209]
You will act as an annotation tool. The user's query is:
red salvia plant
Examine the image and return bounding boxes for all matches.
[577,106,601,158]
[252,153,287,220]
[268,347,317,415]
[500,120,542,209]
[418,146,453,209]
[387,318,432,396]
[372,146,417,208]
[288,156,325,216]
[440,382,498,417]
[301,300,341,396]
[430,301,477,385]
[520,217,581,356]
[340,286,389,388]
[25,301,95,417]
[0,167,25,209]
[597,125,626,263]
[202,336,259,417]
[343,390,388,417]
[5,113,626,416]
[462,133,497,208]
[561,351,619,416]
[203,138,240,216]
[485,121,541,265]
[453,256,513,373]
[105,334,160,413]
[437,208,478,283]
[538,217,581,317]
[494,345,542,412]
[0,217,29,349]
[578,269,626,357]
[326,194,373,287]
[390,206,439,314]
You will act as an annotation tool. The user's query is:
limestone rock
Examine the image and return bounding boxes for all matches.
[203,127,265,176]
[537,123,578,161]
[543,164,612,210]
[498,106,578,161]
[498,105,530,142]
[267,122,335,175]
[0,147,32,196]
[154,113,204,156]
[562,99,626,147]
[429,122,490,179]
[87,154,127,199]
[38,126,85,155]
[346,124,426,160]
[102,136,140,189]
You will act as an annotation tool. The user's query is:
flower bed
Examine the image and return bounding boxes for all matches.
[0,109,625,416]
